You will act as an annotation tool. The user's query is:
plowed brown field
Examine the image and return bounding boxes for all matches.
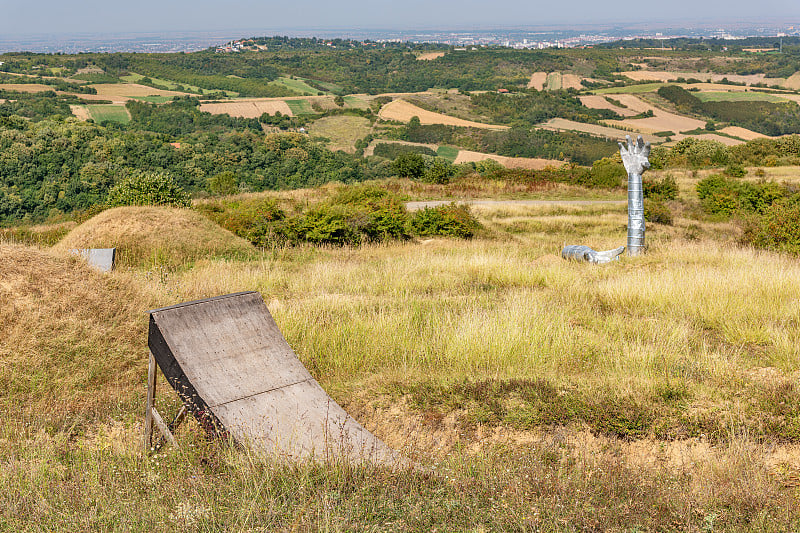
[379,99,509,130]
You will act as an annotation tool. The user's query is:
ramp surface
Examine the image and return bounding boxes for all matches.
[148,292,399,464]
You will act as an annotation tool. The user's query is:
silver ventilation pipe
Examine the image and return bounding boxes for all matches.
[619,135,650,256]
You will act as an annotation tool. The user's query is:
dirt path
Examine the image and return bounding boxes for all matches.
[405,199,626,211]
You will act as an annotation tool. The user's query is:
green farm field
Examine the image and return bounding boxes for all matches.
[273,76,325,95]
[285,98,316,115]
[694,91,791,103]
[87,104,130,124]
[308,115,372,152]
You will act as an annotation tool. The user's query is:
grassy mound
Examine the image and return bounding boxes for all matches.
[0,243,147,421]
[55,206,254,267]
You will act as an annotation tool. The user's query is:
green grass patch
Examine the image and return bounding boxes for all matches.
[128,95,176,104]
[309,115,372,152]
[592,83,666,95]
[286,99,316,115]
[694,91,790,103]
[546,72,562,91]
[274,77,324,96]
[343,95,370,109]
[87,105,130,124]
[121,72,238,97]
[436,145,459,162]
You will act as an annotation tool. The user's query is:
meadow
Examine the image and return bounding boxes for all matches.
[2,170,800,530]
[87,104,131,124]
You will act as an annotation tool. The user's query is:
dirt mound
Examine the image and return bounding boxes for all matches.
[55,206,254,267]
[0,243,147,416]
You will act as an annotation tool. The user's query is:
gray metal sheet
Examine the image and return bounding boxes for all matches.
[70,248,116,272]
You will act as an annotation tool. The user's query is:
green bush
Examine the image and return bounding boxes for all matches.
[590,157,625,188]
[373,143,437,159]
[207,171,239,196]
[644,199,673,225]
[391,152,426,179]
[423,159,457,184]
[105,171,191,208]
[410,204,481,238]
[696,174,787,216]
[643,174,678,200]
[741,200,800,254]
[197,197,287,247]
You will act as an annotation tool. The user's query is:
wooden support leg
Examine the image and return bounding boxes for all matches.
[143,351,157,453]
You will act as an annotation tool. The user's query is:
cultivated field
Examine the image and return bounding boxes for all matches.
[453,150,566,170]
[274,76,324,96]
[603,95,706,135]
[416,51,446,61]
[719,126,769,140]
[695,91,790,103]
[579,95,640,117]
[199,99,293,118]
[308,115,372,153]
[69,104,91,121]
[0,83,54,93]
[86,104,130,124]
[540,117,661,144]
[379,99,509,130]
[527,71,548,90]
[76,83,190,104]
[621,70,787,87]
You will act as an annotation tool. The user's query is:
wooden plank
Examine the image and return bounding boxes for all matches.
[147,292,401,464]
[143,351,157,452]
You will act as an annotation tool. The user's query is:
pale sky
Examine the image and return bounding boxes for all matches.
[1,0,799,34]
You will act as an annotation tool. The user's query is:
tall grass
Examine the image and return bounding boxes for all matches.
[3,200,800,529]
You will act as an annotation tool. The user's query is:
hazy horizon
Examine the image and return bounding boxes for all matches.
[2,0,800,36]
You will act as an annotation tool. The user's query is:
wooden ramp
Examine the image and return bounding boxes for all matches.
[147,292,399,464]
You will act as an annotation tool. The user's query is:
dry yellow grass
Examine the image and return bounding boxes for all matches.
[782,72,800,90]
[621,70,786,86]
[527,72,548,90]
[69,104,91,121]
[0,83,54,93]
[579,95,640,117]
[0,243,149,415]
[199,99,293,118]
[77,83,190,104]
[453,150,565,170]
[309,115,373,153]
[718,126,768,141]
[540,117,661,144]
[603,95,706,133]
[54,206,254,267]
[416,52,445,61]
[379,99,509,130]
[561,73,583,90]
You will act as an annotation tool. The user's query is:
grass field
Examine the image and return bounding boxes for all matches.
[308,115,372,152]
[128,95,177,104]
[436,145,459,162]
[695,91,790,103]
[592,83,666,95]
[274,76,324,96]
[120,73,237,97]
[546,72,562,90]
[86,104,130,124]
[4,174,800,529]
[342,95,370,109]
[285,98,316,115]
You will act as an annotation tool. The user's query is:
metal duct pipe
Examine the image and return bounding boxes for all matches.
[619,135,651,256]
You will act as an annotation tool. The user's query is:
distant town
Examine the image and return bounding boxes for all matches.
[2,22,799,54]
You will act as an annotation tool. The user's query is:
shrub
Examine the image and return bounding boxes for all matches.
[696,174,787,216]
[643,174,678,200]
[410,204,480,238]
[590,157,625,188]
[373,143,437,159]
[741,201,800,254]
[724,164,747,178]
[206,171,239,196]
[644,199,673,225]
[105,171,191,208]
[423,159,457,184]
[291,203,360,246]
[197,197,287,247]
[391,152,426,179]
